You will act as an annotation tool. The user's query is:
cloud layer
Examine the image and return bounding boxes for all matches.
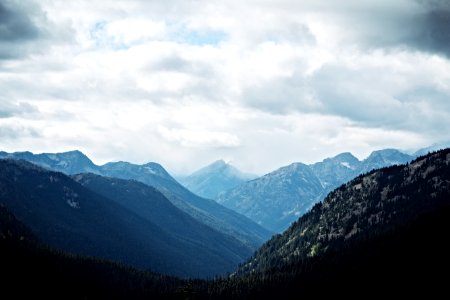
[1,0,449,174]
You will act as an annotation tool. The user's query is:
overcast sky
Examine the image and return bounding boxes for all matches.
[1,0,450,175]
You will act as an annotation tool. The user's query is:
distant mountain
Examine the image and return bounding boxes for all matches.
[0,150,99,174]
[413,141,450,157]
[217,163,324,232]
[0,159,252,278]
[179,160,257,200]
[237,148,450,276]
[309,152,360,193]
[0,150,272,249]
[358,148,413,173]
[218,149,415,232]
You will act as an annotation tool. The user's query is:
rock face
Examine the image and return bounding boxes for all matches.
[179,160,257,200]
[218,163,324,232]
[237,148,450,275]
[218,149,415,232]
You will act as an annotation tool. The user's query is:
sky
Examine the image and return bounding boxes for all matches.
[1,0,450,175]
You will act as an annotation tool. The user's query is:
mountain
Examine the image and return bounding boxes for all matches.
[218,149,415,232]
[237,148,450,275]
[309,152,360,193]
[2,150,449,298]
[358,148,413,173]
[0,150,99,174]
[0,150,272,249]
[413,141,450,157]
[0,205,185,299]
[73,173,253,262]
[217,163,324,232]
[99,161,272,248]
[0,159,252,278]
[179,160,257,200]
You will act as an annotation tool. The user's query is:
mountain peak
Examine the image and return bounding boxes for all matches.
[365,148,412,162]
[210,159,227,168]
[332,152,359,163]
[282,162,310,173]
[180,160,256,200]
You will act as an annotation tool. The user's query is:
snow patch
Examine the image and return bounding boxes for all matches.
[57,160,68,168]
[340,162,352,169]
[144,167,156,175]
[47,154,58,161]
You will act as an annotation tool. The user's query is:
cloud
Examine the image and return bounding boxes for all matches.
[409,3,450,57]
[1,0,449,175]
[310,0,450,58]
[0,1,39,42]
[157,126,240,148]
[0,0,40,59]
[0,0,74,62]
[0,101,38,118]
[0,120,40,139]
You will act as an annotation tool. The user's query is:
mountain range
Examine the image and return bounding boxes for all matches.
[217,148,415,232]
[237,148,450,274]
[178,160,257,200]
[0,159,255,277]
[2,148,448,298]
[0,151,272,250]
[195,148,450,298]
[0,147,436,235]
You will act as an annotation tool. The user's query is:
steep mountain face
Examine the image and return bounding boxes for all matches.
[238,149,450,275]
[218,149,415,232]
[100,161,177,185]
[179,160,257,200]
[218,163,324,233]
[73,173,253,261]
[99,161,272,249]
[0,150,272,249]
[310,152,360,193]
[0,159,252,278]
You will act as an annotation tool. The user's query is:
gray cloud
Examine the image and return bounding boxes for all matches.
[411,5,450,57]
[335,0,450,57]
[309,61,450,134]
[241,73,319,115]
[0,123,40,138]
[0,0,74,60]
[0,100,38,118]
[0,0,40,59]
[0,0,39,41]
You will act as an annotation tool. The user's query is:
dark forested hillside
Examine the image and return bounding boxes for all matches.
[193,204,450,298]
[0,159,252,278]
[73,173,254,262]
[0,205,184,299]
